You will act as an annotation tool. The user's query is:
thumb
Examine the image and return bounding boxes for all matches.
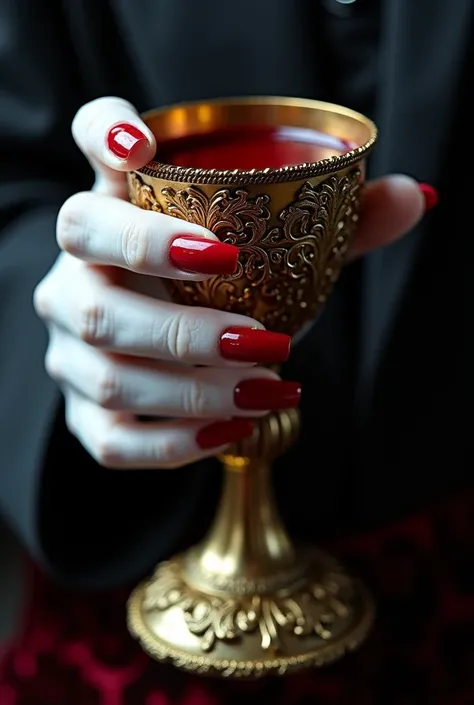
[349,174,432,260]
[71,96,156,197]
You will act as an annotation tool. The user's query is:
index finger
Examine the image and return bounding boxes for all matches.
[72,96,156,196]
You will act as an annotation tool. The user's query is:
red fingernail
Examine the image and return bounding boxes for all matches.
[234,379,302,411]
[169,236,239,275]
[419,183,439,211]
[196,419,254,450]
[107,122,148,159]
[220,327,291,364]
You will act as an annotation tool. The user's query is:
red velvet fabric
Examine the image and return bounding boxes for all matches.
[2,491,474,704]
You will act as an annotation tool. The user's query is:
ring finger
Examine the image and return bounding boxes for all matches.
[47,331,302,418]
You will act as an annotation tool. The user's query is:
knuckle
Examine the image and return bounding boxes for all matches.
[159,312,201,361]
[33,279,52,318]
[181,379,209,417]
[77,297,113,345]
[120,216,151,271]
[44,345,63,381]
[56,192,91,253]
[95,364,123,409]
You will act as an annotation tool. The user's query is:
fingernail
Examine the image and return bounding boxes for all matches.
[107,122,148,159]
[169,235,239,275]
[196,419,254,450]
[220,327,291,364]
[419,183,439,211]
[234,379,302,411]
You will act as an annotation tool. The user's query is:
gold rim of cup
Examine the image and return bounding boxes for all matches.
[137,96,378,185]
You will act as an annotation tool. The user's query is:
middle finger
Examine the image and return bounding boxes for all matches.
[38,258,291,367]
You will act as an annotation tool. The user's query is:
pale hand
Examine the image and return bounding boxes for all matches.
[34,97,426,470]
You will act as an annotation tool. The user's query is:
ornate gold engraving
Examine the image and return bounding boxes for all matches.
[143,558,353,653]
[128,172,162,212]
[158,170,360,334]
[127,549,374,678]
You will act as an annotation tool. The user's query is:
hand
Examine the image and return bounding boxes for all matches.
[34,97,431,470]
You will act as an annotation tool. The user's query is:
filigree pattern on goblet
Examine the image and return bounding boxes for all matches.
[128,169,360,334]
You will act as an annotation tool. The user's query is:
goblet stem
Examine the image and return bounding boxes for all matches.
[188,457,296,588]
[183,408,304,592]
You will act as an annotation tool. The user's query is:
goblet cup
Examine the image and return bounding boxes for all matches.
[126,97,378,678]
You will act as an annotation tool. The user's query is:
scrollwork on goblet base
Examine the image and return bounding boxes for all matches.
[127,549,374,679]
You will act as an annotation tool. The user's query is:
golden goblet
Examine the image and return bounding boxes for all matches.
[126,97,378,678]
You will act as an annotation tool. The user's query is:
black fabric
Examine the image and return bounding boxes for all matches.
[316,0,381,113]
[0,0,470,588]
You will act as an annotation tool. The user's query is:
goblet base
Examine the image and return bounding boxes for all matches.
[127,546,374,679]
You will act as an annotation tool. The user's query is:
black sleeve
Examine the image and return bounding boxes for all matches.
[0,0,209,590]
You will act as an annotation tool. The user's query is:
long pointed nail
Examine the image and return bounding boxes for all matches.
[234,379,302,411]
[220,327,291,364]
[169,236,239,275]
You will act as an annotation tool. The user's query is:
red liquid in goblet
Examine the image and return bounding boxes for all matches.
[155,125,355,170]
